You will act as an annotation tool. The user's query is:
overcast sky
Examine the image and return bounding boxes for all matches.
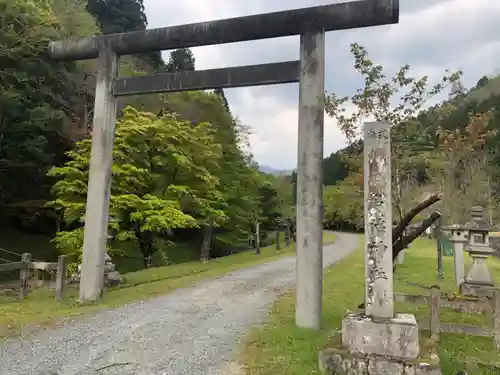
[142,0,500,170]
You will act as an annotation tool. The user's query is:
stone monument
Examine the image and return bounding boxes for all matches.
[318,122,441,375]
[460,206,496,297]
[71,251,122,287]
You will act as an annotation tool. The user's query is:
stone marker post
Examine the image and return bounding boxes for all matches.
[442,224,467,288]
[341,121,420,360]
[363,121,393,318]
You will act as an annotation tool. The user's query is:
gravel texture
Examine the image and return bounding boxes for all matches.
[0,232,360,375]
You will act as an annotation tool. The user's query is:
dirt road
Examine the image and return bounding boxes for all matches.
[0,232,360,375]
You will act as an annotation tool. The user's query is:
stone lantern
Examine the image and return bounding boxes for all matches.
[460,206,496,297]
[104,218,123,286]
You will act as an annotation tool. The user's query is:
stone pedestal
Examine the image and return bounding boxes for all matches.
[319,347,442,375]
[461,252,495,298]
[342,313,419,359]
[460,282,495,298]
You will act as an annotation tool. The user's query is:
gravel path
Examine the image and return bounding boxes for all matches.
[0,232,360,375]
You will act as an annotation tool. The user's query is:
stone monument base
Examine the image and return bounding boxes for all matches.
[460,282,495,298]
[341,313,420,359]
[319,331,442,375]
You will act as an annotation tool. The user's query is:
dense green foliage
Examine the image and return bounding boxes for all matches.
[0,0,293,271]
[0,0,99,232]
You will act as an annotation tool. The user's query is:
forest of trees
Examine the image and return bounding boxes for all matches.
[320,44,500,232]
[0,0,294,271]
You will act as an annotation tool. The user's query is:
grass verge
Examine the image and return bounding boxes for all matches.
[241,237,500,375]
[0,232,336,338]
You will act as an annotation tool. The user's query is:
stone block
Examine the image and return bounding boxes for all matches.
[342,313,419,359]
[460,282,495,298]
[104,262,116,273]
[318,347,442,375]
[104,271,123,286]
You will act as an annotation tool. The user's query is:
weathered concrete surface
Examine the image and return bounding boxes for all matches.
[460,282,496,298]
[79,48,119,301]
[49,0,399,61]
[295,30,325,330]
[363,121,393,319]
[341,313,420,359]
[0,233,360,375]
[113,61,300,96]
[319,347,442,375]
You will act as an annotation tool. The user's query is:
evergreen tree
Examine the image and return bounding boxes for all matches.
[86,0,163,68]
[165,48,196,72]
[214,88,230,113]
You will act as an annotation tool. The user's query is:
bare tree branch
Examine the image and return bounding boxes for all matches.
[393,211,441,260]
[392,193,441,243]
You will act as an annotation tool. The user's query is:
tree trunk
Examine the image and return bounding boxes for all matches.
[435,217,444,279]
[284,224,291,247]
[255,221,260,254]
[200,223,213,262]
[135,225,155,269]
[276,230,281,250]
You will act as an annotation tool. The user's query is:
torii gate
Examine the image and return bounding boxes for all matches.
[49,0,399,329]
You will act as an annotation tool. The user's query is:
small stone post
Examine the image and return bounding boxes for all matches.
[493,289,500,349]
[397,250,405,264]
[436,218,444,280]
[429,285,441,340]
[285,224,291,247]
[56,255,67,301]
[19,253,31,300]
[79,46,119,302]
[341,122,420,360]
[443,225,467,288]
[275,230,281,250]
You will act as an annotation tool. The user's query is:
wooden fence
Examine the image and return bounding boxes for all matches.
[0,253,67,300]
[395,286,500,349]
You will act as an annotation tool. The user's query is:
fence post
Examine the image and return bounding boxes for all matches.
[56,255,67,301]
[493,289,500,350]
[429,285,441,340]
[19,253,31,300]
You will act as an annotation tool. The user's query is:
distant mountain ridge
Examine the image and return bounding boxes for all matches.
[259,164,294,176]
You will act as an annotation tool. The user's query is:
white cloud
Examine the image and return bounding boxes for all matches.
[143,0,500,169]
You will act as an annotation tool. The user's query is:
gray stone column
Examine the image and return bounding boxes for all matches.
[341,122,419,360]
[443,225,467,289]
[453,241,466,287]
[363,121,393,319]
[397,250,405,264]
[295,30,325,330]
[79,46,119,301]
